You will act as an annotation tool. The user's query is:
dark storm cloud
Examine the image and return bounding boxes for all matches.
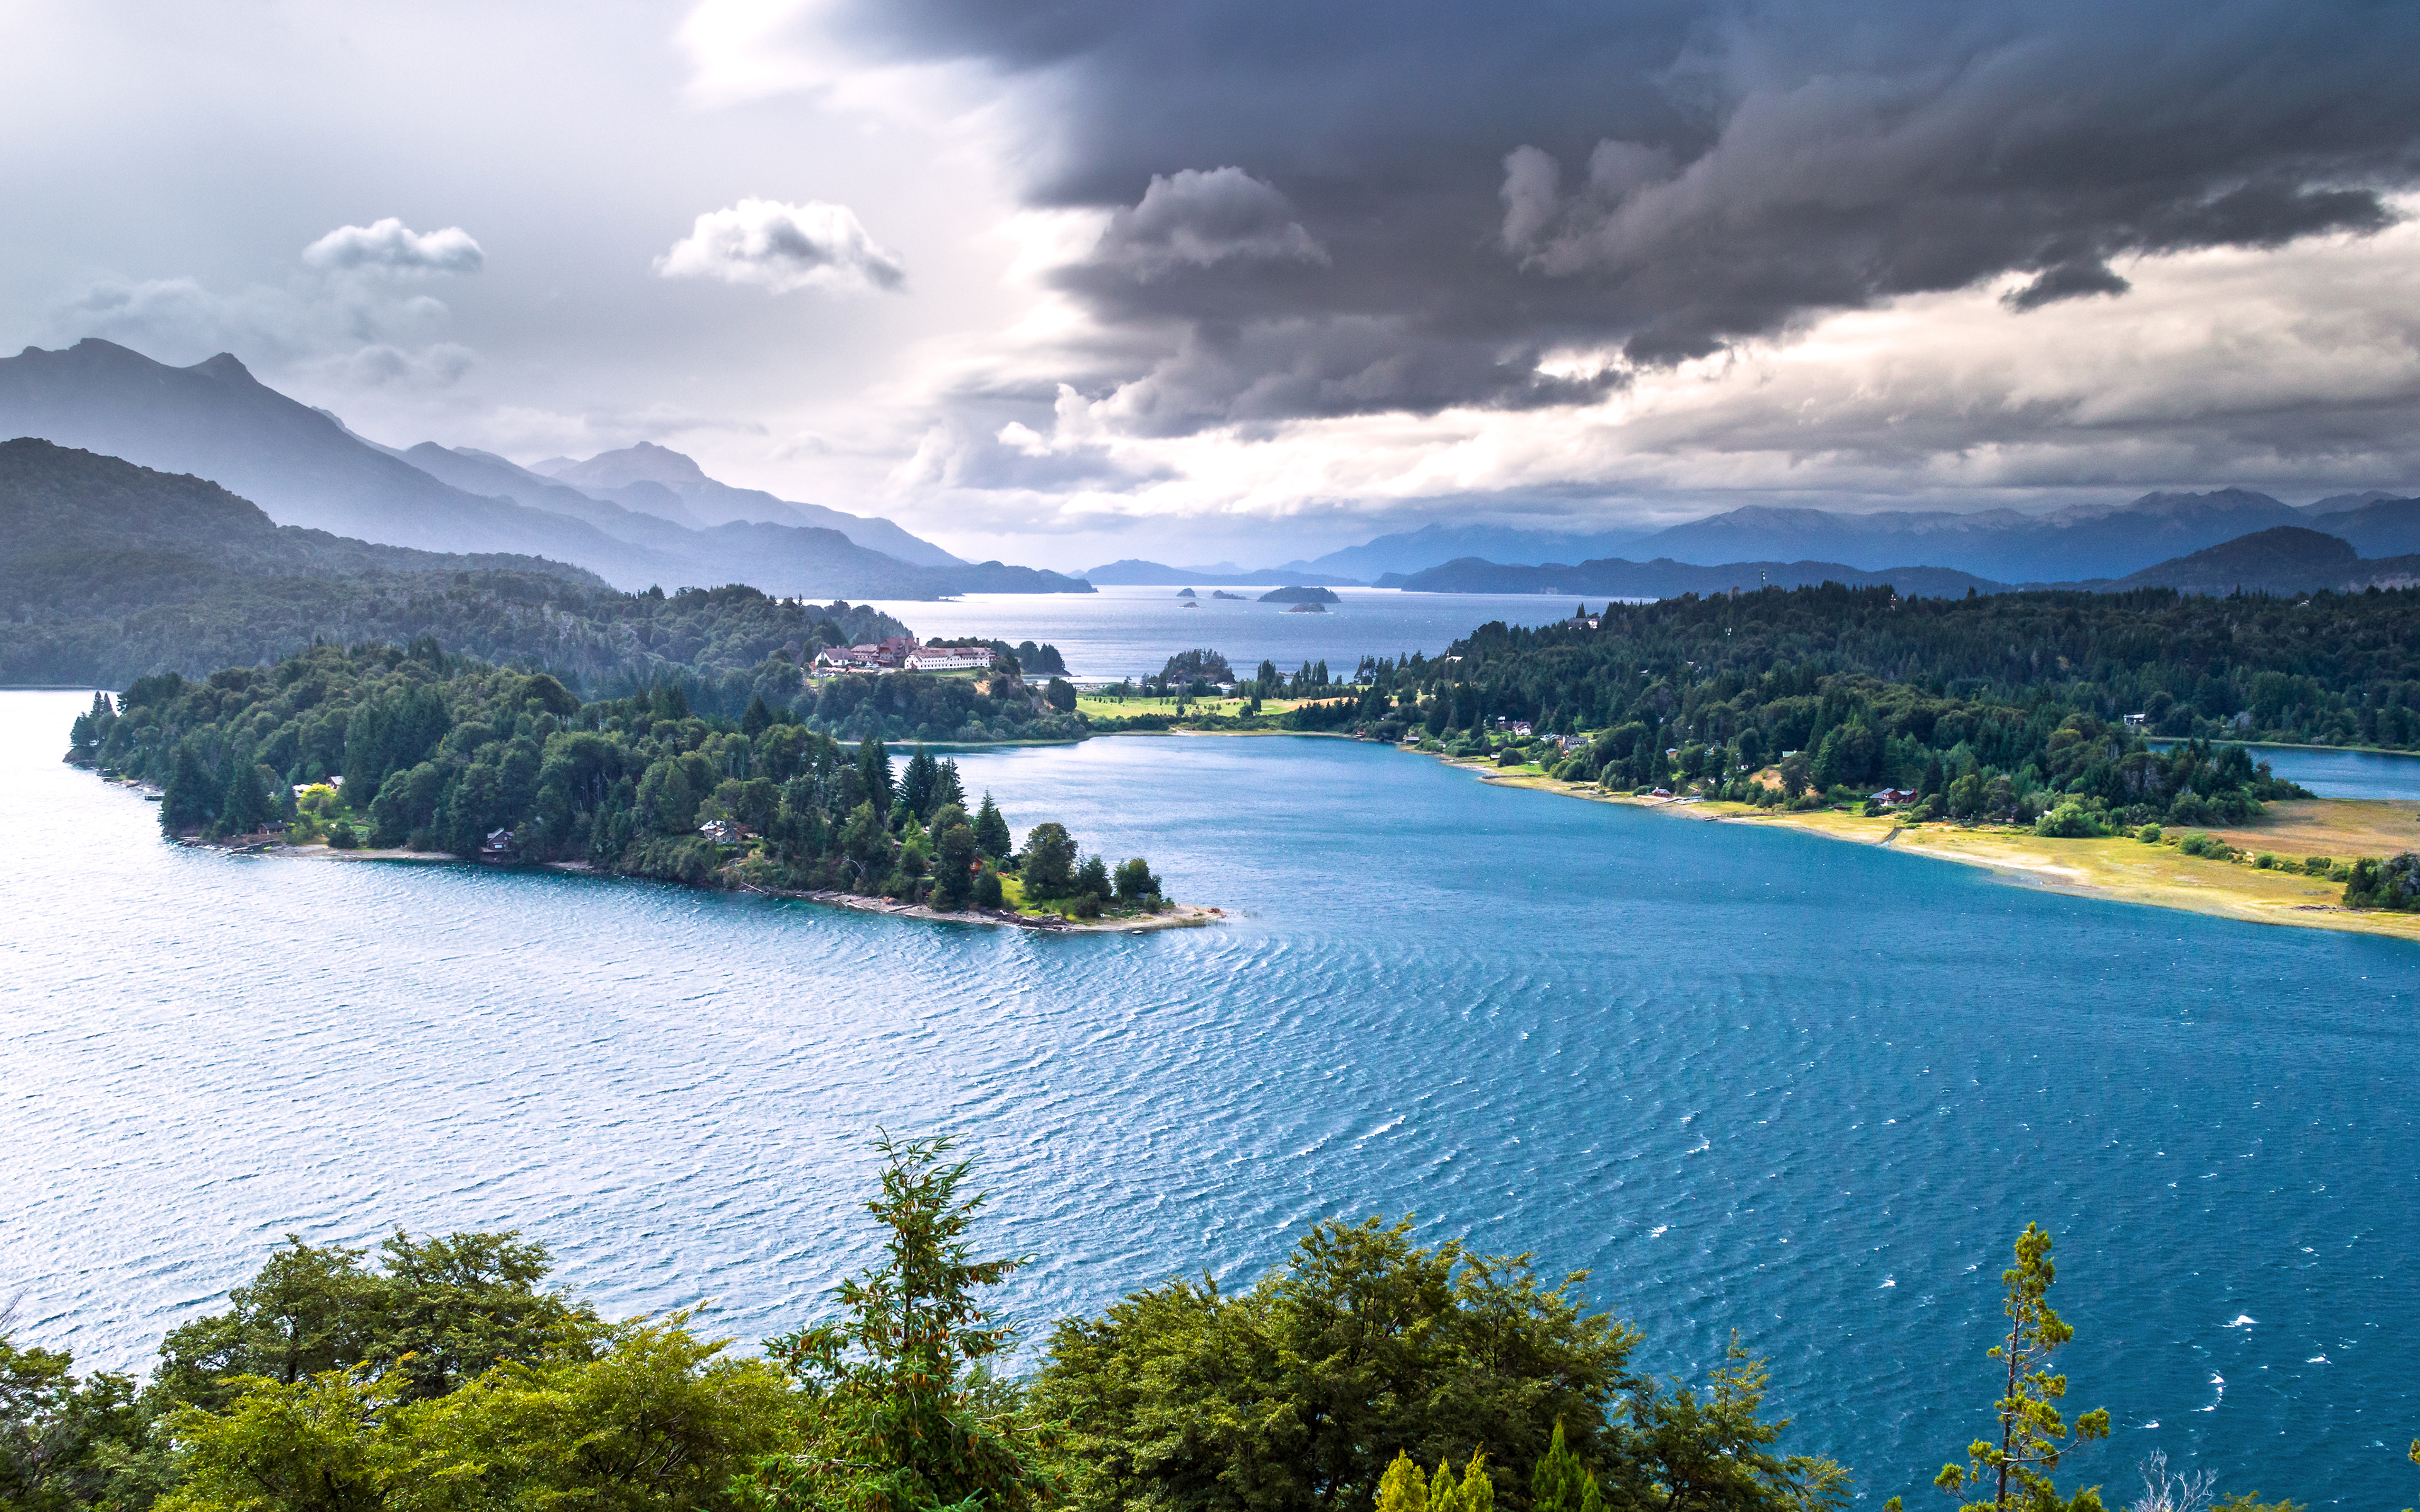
[814,0,2420,423]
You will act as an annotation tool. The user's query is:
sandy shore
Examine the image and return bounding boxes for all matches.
[1421,747,2420,941]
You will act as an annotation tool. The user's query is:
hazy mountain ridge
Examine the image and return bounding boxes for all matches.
[0,438,918,687]
[538,442,965,567]
[1398,524,2420,600]
[1397,555,2005,599]
[1083,558,1363,587]
[0,340,1085,600]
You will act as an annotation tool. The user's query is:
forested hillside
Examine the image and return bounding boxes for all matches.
[1410,584,2420,751]
[0,439,914,693]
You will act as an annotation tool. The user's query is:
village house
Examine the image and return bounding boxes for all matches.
[815,635,923,674]
[1869,787,1920,807]
[903,645,995,673]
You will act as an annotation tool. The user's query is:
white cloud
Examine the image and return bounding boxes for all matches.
[654,198,906,295]
[301,218,485,275]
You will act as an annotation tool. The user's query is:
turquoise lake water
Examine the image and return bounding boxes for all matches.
[3,689,2415,1505]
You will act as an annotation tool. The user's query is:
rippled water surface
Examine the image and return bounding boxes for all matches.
[4,690,2415,1505]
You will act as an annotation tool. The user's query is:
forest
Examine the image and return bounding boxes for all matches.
[64,644,1161,921]
[1412,584,2420,752]
[1,1136,2331,1512]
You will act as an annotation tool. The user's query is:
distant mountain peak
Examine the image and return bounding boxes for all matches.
[189,352,260,385]
[553,440,712,490]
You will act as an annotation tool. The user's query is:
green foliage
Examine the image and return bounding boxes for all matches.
[149,1232,601,1415]
[1934,1224,2110,1512]
[1528,1423,1603,1512]
[1020,823,1078,899]
[741,1134,1052,1512]
[1028,1216,1642,1512]
[1113,857,1161,903]
[156,1315,791,1512]
[1618,1337,1847,1512]
[2032,803,2104,839]
[2343,853,2420,910]
[1,1324,164,1512]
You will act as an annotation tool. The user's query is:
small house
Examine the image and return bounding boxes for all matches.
[480,827,518,861]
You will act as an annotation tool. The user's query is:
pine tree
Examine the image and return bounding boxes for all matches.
[1934,1223,2111,1512]
[161,744,216,834]
[899,746,938,819]
[1376,1453,1428,1512]
[856,736,894,816]
[221,759,270,836]
[973,793,1011,857]
[742,695,775,738]
[1531,1423,1604,1512]
[742,1134,1052,1512]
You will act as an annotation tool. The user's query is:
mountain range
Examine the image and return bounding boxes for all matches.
[1395,524,2420,599]
[1263,489,2420,587]
[0,339,1088,600]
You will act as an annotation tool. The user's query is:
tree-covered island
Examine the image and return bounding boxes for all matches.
[64,643,1196,932]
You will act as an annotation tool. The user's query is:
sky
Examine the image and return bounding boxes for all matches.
[6,0,2419,570]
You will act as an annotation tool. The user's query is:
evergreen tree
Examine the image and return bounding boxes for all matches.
[856,735,894,816]
[1933,1224,2110,1512]
[220,759,270,835]
[973,793,1012,857]
[743,1134,1052,1512]
[931,758,965,816]
[899,746,938,818]
[1531,1423,1604,1512]
[742,695,775,738]
[161,743,216,834]
[931,822,978,911]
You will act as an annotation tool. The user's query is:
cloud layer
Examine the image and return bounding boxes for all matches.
[655,198,907,295]
[722,0,2420,435]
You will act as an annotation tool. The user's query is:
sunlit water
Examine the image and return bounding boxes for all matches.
[859,585,1587,679]
[3,690,2415,1505]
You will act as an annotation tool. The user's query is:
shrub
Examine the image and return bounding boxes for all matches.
[2344,853,2420,910]
[2177,832,2232,860]
[1073,893,1103,919]
[2252,852,2279,869]
[2032,802,2102,839]
[2303,856,2333,876]
[2136,824,2162,844]
[326,820,359,849]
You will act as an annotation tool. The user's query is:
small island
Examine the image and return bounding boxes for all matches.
[1210,590,1247,600]
[1285,602,1329,612]
[64,650,1214,934]
[1258,584,1340,604]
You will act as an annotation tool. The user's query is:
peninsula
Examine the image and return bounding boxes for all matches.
[63,647,1202,933]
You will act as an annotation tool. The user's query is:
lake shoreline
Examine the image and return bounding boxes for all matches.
[97,775,1218,936]
[1425,750,2420,941]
